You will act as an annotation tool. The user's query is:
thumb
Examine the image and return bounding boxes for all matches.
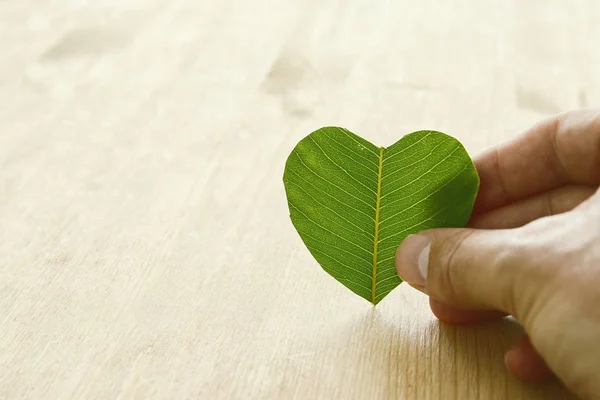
[395,228,542,315]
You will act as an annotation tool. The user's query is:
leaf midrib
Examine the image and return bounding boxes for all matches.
[371,146,385,304]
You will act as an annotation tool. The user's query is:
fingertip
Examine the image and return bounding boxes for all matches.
[504,336,554,381]
[395,234,431,287]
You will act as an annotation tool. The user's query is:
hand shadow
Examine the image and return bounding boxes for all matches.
[382,309,576,400]
[310,294,577,400]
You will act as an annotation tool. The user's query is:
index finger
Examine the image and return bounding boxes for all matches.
[474,108,600,213]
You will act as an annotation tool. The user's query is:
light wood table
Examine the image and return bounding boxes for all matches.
[1,1,598,399]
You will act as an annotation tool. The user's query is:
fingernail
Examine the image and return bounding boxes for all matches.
[395,234,431,287]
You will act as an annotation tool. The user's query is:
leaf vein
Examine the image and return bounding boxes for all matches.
[379,144,461,200]
[379,164,468,226]
[290,204,373,256]
[323,133,380,169]
[382,132,432,163]
[309,136,378,196]
[307,245,373,281]
[287,182,375,239]
[335,127,379,156]
[293,151,377,211]
[286,167,376,222]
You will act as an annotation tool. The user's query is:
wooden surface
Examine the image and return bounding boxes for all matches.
[1,1,599,399]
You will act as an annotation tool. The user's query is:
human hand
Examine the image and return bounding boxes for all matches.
[395,109,600,399]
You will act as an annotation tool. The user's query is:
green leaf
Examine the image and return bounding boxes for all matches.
[283,127,479,305]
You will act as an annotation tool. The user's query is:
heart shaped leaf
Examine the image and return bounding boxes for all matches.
[283,127,479,305]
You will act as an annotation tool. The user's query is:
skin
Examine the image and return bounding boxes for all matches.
[395,109,600,400]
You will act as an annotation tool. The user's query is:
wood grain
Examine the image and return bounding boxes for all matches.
[1,1,598,399]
